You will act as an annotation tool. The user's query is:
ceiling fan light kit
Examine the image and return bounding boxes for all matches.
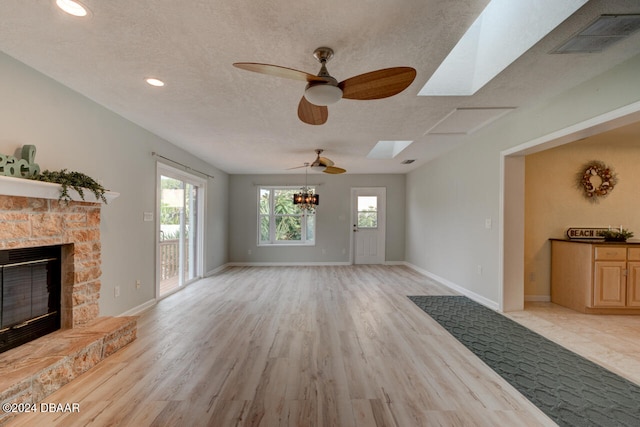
[304,83,343,106]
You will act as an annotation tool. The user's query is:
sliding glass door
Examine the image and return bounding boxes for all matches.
[157,164,204,297]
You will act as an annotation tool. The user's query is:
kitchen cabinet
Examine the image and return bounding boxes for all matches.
[550,239,640,314]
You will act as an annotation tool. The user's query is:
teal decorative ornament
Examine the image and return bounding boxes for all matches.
[0,145,40,178]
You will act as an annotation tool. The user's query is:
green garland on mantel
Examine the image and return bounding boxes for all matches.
[32,169,107,204]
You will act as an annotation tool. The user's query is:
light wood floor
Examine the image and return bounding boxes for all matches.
[6,265,639,426]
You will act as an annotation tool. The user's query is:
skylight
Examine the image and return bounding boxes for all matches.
[418,0,588,96]
[367,141,413,159]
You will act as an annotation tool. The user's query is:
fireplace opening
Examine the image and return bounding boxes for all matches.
[0,245,62,354]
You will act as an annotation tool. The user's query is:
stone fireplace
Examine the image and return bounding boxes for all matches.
[0,196,102,331]
[0,176,137,425]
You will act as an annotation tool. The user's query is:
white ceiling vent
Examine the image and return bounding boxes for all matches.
[552,14,640,54]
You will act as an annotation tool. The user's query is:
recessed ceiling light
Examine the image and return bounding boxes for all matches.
[145,78,165,87]
[56,0,89,17]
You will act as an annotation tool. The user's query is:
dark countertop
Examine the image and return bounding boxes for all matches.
[550,238,640,245]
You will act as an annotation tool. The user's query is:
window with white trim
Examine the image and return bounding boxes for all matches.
[258,187,315,245]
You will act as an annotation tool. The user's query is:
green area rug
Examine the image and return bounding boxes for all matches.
[408,295,640,427]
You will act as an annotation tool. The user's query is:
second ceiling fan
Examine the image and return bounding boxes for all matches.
[233,47,416,125]
[290,149,346,174]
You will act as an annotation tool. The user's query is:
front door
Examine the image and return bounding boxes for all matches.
[352,187,386,264]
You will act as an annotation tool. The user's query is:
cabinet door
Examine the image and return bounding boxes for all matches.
[627,262,640,307]
[628,248,640,261]
[593,261,626,307]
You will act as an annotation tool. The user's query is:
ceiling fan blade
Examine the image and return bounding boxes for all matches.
[286,165,307,170]
[318,157,334,167]
[298,96,328,125]
[323,166,346,174]
[233,63,327,83]
[339,67,416,100]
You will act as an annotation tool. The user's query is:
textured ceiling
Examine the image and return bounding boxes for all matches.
[1,0,639,174]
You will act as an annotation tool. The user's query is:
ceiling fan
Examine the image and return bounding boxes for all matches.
[233,47,416,125]
[289,149,346,174]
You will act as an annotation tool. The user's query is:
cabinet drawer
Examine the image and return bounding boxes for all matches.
[628,247,640,261]
[594,246,626,261]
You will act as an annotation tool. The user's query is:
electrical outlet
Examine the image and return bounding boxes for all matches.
[114,286,120,297]
[248,249,252,255]
[135,279,141,289]
[485,218,492,229]
[477,265,483,276]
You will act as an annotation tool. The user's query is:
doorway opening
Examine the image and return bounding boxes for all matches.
[500,102,640,312]
[157,163,205,298]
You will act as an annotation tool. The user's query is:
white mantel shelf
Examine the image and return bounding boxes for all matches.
[0,175,119,204]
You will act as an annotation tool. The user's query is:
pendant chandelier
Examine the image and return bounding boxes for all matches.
[293,164,319,213]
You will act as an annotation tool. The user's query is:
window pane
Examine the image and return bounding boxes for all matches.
[259,216,270,242]
[357,196,377,212]
[306,214,315,241]
[275,216,301,241]
[274,189,297,214]
[259,189,270,214]
[358,212,378,228]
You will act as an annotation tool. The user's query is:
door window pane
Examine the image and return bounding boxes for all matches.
[357,196,378,228]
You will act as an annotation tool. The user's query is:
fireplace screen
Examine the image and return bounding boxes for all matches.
[0,245,61,353]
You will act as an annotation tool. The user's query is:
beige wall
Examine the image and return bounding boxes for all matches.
[524,121,640,299]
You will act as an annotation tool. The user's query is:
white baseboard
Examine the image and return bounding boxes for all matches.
[403,262,500,311]
[119,298,156,317]
[222,261,405,268]
[524,295,551,302]
[225,261,352,267]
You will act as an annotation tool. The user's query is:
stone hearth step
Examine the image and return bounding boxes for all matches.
[0,316,137,426]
